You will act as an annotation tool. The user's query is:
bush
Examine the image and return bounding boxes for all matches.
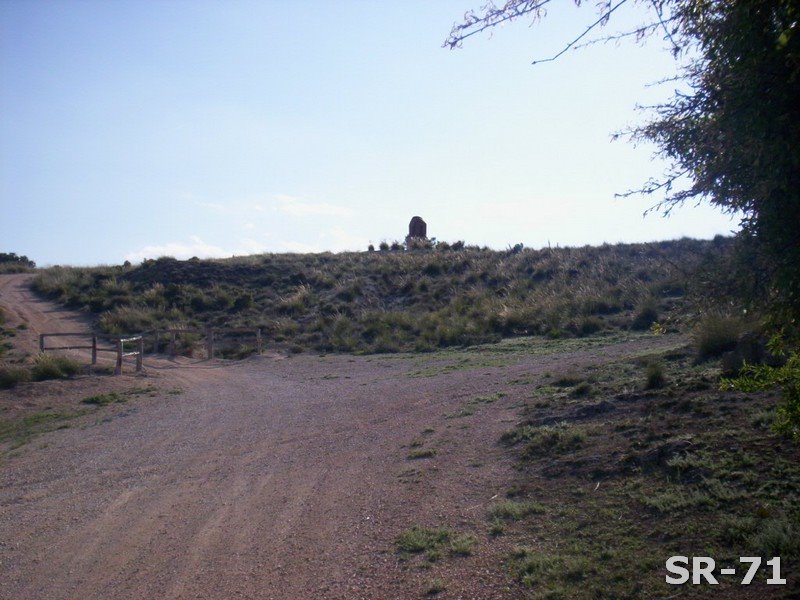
[99,306,158,334]
[0,365,31,389]
[0,252,35,271]
[631,298,659,330]
[577,316,603,337]
[232,293,254,311]
[722,344,800,441]
[30,353,82,381]
[693,313,745,362]
[645,361,667,389]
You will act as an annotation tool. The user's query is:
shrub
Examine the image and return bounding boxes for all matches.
[693,312,745,361]
[0,252,35,271]
[31,353,82,381]
[722,343,800,441]
[631,298,659,330]
[570,381,593,397]
[0,365,31,389]
[99,306,158,334]
[577,316,603,336]
[232,293,254,311]
[645,361,667,389]
[748,517,800,557]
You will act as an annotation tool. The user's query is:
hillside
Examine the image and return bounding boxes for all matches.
[31,237,736,354]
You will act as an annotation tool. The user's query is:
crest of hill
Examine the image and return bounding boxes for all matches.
[32,237,735,354]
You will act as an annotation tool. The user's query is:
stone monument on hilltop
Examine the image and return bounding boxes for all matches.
[406,216,427,244]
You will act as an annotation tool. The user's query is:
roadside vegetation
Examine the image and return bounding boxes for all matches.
[31,237,734,354]
[0,385,160,451]
[0,252,36,274]
[0,353,83,390]
[392,336,800,598]
[495,347,800,598]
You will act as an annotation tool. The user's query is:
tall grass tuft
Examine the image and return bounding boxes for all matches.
[645,360,667,389]
[693,312,746,362]
[30,353,82,381]
[0,365,31,389]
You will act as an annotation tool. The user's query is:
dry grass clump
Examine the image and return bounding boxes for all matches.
[693,312,748,362]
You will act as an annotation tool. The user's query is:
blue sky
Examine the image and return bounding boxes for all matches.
[1,0,738,266]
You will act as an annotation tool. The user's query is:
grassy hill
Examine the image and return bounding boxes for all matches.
[31,237,736,355]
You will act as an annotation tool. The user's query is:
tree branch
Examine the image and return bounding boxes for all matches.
[443,1,553,49]
[531,0,630,64]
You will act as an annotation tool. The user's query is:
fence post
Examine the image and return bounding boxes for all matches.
[115,338,123,375]
[169,331,176,356]
[136,337,143,372]
[206,327,214,359]
[256,328,262,354]
[39,334,45,352]
[91,335,97,364]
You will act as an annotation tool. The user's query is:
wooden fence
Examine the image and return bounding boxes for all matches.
[39,332,144,374]
[38,326,262,374]
[112,336,144,375]
[39,332,99,364]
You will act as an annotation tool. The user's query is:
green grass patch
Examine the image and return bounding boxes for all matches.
[488,499,546,521]
[407,448,436,460]
[81,392,124,406]
[0,410,86,448]
[396,526,451,554]
[396,526,476,560]
[501,422,587,458]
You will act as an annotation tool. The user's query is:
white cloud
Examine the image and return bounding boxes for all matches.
[124,236,268,263]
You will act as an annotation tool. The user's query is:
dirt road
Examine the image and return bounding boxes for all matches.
[0,274,96,358]
[0,274,680,599]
